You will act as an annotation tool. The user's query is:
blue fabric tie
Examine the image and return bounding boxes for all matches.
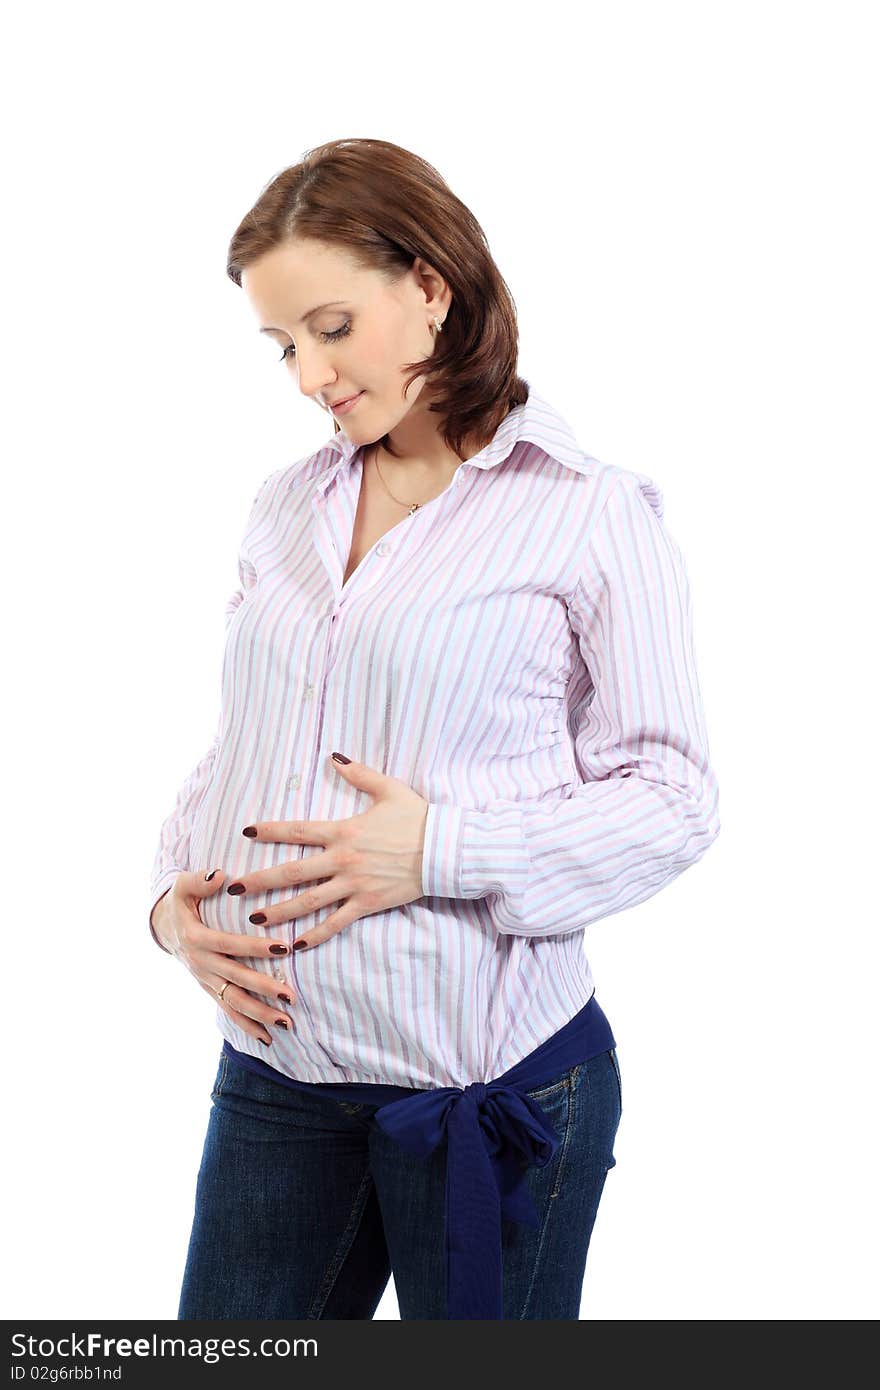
[223,991,615,1319]
[372,1078,560,1318]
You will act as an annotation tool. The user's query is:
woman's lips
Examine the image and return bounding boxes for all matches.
[332,392,364,415]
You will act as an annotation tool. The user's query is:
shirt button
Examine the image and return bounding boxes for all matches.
[272,963,283,981]
[287,773,302,790]
[304,682,315,699]
[376,542,390,556]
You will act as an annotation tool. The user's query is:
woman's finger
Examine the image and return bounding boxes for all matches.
[196,978,269,1043]
[200,973,293,1039]
[192,944,295,1009]
[194,922,293,962]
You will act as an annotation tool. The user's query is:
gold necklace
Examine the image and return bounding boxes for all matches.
[370,443,426,516]
[371,444,464,515]
[363,314,454,516]
[371,442,465,515]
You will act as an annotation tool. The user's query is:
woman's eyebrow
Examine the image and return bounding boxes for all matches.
[259,301,349,333]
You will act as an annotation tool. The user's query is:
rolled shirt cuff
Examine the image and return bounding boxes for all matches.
[421,802,527,904]
[148,870,184,954]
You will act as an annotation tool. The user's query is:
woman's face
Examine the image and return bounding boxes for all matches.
[241,237,450,443]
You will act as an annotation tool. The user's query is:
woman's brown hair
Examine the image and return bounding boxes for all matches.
[226,137,529,461]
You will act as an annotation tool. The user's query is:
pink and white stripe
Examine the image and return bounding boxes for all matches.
[148,388,720,1088]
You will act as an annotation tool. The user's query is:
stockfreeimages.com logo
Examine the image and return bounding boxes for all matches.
[10,1331,316,1366]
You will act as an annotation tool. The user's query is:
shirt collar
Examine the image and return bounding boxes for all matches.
[314,387,593,494]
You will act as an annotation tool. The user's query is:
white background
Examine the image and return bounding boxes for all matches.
[3,0,877,1322]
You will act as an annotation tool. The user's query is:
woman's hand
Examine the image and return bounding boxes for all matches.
[151,870,295,1046]
[225,753,430,950]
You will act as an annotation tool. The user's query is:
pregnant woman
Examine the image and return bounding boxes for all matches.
[148,137,721,1321]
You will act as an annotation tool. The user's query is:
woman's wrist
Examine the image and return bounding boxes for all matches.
[149,888,174,954]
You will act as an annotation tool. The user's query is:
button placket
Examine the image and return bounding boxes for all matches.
[285,672,313,794]
[273,670,315,970]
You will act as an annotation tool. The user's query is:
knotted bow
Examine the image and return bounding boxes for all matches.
[373,1080,561,1319]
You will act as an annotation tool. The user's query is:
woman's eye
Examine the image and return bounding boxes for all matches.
[279,322,352,362]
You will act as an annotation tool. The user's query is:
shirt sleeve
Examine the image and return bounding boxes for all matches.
[146,496,262,953]
[420,471,721,937]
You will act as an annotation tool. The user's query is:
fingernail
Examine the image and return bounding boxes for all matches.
[331,751,351,764]
[269,944,288,955]
[227,882,246,895]
[242,826,258,838]
[293,939,309,950]
[258,1037,271,1046]
[205,869,221,881]
[250,912,267,925]
[274,1018,290,1030]
[278,993,292,1004]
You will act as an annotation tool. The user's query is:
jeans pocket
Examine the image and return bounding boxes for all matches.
[521,1066,580,1186]
[608,1047,623,1115]
[522,1063,578,1104]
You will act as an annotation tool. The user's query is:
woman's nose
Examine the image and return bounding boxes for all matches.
[292,348,336,400]
[299,370,337,404]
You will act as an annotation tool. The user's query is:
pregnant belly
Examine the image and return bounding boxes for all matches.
[187,783,316,941]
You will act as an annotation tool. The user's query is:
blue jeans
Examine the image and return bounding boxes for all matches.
[177,1045,622,1320]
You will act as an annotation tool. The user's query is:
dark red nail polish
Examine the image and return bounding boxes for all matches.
[258,1037,271,1046]
[205,869,220,881]
[227,882,246,895]
[250,912,267,925]
[278,993,292,1004]
[274,1018,289,1030]
[269,944,288,955]
[242,826,258,838]
[331,751,351,764]
[293,939,308,950]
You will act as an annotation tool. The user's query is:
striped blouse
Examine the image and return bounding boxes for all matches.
[148,386,720,1090]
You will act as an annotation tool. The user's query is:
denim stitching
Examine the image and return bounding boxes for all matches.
[548,1069,578,1200]
[306,1166,377,1318]
[609,1048,623,1114]
[524,1061,580,1103]
[518,1072,578,1317]
[213,1052,229,1100]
